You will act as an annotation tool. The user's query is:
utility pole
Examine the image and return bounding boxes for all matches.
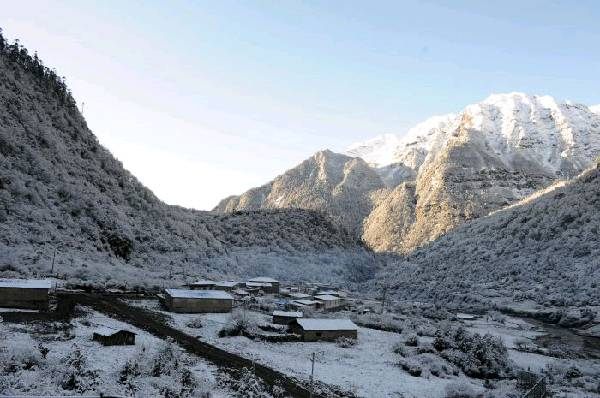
[380,286,388,315]
[309,352,316,398]
[50,246,57,275]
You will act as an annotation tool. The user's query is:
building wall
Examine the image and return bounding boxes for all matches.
[166,296,233,313]
[302,329,357,342]
[273,315,299,325]
[0,288,49,310]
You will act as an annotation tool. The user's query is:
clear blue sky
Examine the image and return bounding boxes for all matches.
[3,1,600,209]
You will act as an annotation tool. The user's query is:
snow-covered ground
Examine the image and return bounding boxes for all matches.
[129,300,484,397]
[0,306,232,397]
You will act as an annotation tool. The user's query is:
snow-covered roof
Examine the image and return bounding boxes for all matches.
[233,289,249,295]
[189,280,215,286]
[317,290,340,296]
[0,279,52,289]
[295,318,357,331]
[246,282,272,287]
[165,289,233,300]
[215,281,239,288]
[292,299,320,306]
[289,293,311,299]
[273,310,303,318]
[248,277,279,283]
[314,294,340,301]
[94,327,136,336]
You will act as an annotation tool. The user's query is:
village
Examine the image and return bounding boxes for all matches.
[0,276,362,344]
[2,277,600,397]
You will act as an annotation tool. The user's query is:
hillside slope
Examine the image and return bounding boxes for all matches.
[381,165,600,308]
[0,32,375,287]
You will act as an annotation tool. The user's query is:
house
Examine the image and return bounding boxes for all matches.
[0,279,52,310]
[317,290,346,298]
[289,318,358,342]
[272,310,303,325]
[314,294,345,311]
[287,292,312,300]
[164,289,233,313]
[187,280,216,290]
[232,288,250,298]
[248,277,280,294]
[245,281,272,293]
[213,281,241,291]
[289,299,321,310]
[93,329,136,346]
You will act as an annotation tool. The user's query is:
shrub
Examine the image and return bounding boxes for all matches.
[186,318,203,329]
[392,342,407,357]
[433,327,512,379]
[336,337,357,348]
[444,381,478,398]
[405,334,418,347]
[397,358,422,377]
[219,311,258,337]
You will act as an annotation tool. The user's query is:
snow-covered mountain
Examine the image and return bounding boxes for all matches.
[590,104,600,115]
[0,33,374,287]
[218,92,600,253]
[380,164,600,308]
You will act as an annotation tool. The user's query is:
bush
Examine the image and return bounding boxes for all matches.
[444,382,478,398]
[405,334,418,347]
[219,311,258,337]
[336,337,357,348]
[392,342,407,357]
[433,327,512,379]
[397,358,422,377]
[186,318,203,329]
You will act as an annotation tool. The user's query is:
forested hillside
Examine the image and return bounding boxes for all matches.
[381,165,600,308]
[0,31,376,287]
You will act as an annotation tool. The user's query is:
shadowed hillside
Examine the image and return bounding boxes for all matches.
[0,30,377,287]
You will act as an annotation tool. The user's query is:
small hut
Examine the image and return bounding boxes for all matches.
[289,319,358,342]
[93,329,136,346]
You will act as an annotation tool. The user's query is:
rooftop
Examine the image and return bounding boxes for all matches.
[165,289,233,300]
[189,280,216,286]
[0,279,52,289]
[214,281,239,288]
[248,277,279,283]
[295,318,357,331]
[292,299,320,306]
[314,294,340,301]
[273,310,303,318]
[246,282,272,287]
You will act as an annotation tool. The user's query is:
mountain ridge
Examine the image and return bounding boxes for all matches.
[216,92,600,253]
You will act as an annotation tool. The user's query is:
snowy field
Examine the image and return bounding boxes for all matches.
[128,299,600,397]
[0,306,232,397]
[129,300,486,397]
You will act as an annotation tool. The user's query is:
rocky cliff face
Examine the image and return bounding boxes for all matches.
[215,150,385,235]
[218,93,600,253]
[0,33,372,287]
